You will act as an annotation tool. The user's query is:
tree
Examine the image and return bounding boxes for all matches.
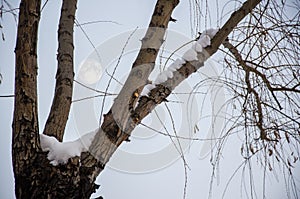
[11,0,299,198]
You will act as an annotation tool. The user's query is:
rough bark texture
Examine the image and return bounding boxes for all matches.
[43,0,77,141]
[13,0,41,198]
[12,0,93,198]
[12,0,262,198]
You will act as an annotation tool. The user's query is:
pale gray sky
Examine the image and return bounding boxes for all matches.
[1,0,299,198]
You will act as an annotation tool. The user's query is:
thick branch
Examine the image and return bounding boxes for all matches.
[43,0,77,141]
[80,0,180,177]
[110,0,180,135]
[13,0,41,197]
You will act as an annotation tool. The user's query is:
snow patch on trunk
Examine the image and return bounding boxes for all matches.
[40,129,97,166]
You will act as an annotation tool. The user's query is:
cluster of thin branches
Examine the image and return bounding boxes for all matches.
[211,0,300,198]
[0,0,18,41]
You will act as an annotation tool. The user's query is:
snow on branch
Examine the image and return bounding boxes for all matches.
[40,129,97,166]
[139,28,218,98]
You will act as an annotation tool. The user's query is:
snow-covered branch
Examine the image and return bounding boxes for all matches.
[137,28,218,102]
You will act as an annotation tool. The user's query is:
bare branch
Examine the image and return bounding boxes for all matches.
[223,40,284,109]
[43,0,77,141]
[75,20,121,26]
[223,35,300,142]
[109,0,181,135]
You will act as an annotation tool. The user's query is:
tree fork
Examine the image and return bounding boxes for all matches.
[12,0,263,198]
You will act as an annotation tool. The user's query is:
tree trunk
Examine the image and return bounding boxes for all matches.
[13,0,41,197]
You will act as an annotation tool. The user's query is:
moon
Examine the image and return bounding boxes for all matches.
[78,59,103,85]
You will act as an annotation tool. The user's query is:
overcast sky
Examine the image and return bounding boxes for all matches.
[1,0,299,198]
